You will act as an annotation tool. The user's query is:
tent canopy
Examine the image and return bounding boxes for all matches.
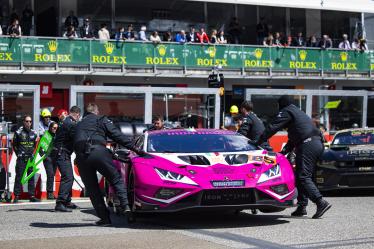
[188,0,374,13]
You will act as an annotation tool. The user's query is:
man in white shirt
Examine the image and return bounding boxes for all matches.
[338,34,351,50]
[98,23,110,40]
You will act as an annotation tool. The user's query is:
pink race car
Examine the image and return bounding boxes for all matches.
[110,129,296,216]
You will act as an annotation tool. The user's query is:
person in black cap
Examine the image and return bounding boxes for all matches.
[237,100,272,151]
[257,95,331,219]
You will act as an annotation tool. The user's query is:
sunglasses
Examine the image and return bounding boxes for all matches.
[24,120,32,123]
[51,126,58,129]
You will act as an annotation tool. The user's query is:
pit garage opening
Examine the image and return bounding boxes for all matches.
[70,86,221,137]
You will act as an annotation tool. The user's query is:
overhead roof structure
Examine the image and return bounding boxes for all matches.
[188,0,374,13]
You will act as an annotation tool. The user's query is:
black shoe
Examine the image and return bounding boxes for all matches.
[65,202,79,209]
[95,218,112,227]
[29,196,41,202]
[55,203,72,212]
[291,206,307,217]
[117,205,131,216]
[13,196,19,203]
[313,199,332,219]
[47,193,56,200]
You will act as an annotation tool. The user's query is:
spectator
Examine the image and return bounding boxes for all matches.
[352,38,360,51]
[150,31,161,43]
[21,5,33,36]
[138,25,148,41]
[256,17,269,45]
[115,27,125,41]
[80,18,94,38]
[175,30,186,43]
[98,23,110,41]
[64,10,78,29]
[63,25,78,39]
[217,30,227,44]
[187,27,197,43]
[338,34,351,50]
[359,39,368,51]
[57,109,68,123]
[7,19,21,37]
[319,35,332,49]
[283,35,293,47]
[124,24,135,40]
[228,17,241,44]
[163,31,172,42]
[292,32,305,47]
[263,34,274,46]
[210,29,218,44]
[197,28,209,43]
[273,32,282,46]
[307,35,319,47]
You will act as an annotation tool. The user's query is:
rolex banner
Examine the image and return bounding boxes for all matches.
[0,37,373,72]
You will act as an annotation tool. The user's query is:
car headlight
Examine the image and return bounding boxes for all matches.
[257,164,281,184]
[155,168,198,186]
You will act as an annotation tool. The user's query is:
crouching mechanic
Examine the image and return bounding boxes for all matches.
[74,103,144,226]
[256,95,331,219]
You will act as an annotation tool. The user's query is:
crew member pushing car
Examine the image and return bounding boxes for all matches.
[52,106,81,212]
[73,103,143,226]
[257,95,331,219]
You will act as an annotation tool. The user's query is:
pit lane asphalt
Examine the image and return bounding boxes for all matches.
[1,190,374,249]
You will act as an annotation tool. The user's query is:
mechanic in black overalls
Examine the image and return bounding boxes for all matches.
[257,95,331,219]
[52,106,81,212]
[74,103,143,226]
[237,100,272,151]
[12,115,39,203]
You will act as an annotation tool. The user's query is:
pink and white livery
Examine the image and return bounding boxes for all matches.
[113,129,296,214]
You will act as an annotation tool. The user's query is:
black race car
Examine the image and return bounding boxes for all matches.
[316,128,374,190]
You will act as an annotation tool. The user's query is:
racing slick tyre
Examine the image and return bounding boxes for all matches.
[259,207,286,213]
[127,167,136,223]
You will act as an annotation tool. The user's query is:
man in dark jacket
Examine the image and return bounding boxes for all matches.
[237,100,271,150]
[74,103,142,226]
[12,115,38,202]
[257,95,331,219]
[52,106,81,212]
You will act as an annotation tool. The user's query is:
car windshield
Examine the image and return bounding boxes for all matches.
[147,131,258,153]
[332,130,374,145]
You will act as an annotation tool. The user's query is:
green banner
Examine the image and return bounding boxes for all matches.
[0,37,372,72]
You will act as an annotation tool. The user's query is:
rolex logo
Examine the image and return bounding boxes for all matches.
[340,52,348,62]
[207,46,216,58]
[157,45,167,56]
[299,50,307,61]
[254,48,263,59]
[104,42,115,55]
[48,40,57,53]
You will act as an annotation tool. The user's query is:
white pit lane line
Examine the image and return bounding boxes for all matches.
[0,199,91,207]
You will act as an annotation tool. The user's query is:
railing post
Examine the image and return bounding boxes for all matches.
[89,39,93,73]
[183,43,187,75]
[55,38,59,71]
[20,37,24,71]
[269,46,272,77]
[122,41,126,74]
[241,45,244,76]
[152,43,157,74]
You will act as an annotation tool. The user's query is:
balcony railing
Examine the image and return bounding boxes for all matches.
[0,36,373,78]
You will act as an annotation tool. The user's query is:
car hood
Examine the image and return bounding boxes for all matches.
[323,144,374,161]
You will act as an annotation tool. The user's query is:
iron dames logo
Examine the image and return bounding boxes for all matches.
[196,46,227,67]
[331,51,357,70]
[146,45,179,65]
[244,48,272,68]
[34,40,71,62]
[92,42,127,64]
[289,50,317,69]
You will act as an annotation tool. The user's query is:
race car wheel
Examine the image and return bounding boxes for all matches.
[127,168,136,223]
